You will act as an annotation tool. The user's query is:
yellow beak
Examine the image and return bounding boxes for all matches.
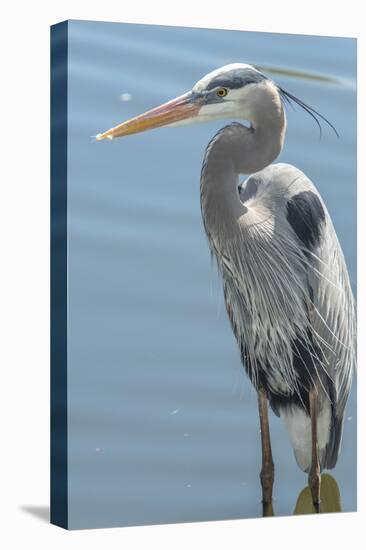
[96,91,200,141]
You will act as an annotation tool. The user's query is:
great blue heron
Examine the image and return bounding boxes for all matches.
[96,63,356,513]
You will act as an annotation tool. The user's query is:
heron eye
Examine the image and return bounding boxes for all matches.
[216,87,228,98]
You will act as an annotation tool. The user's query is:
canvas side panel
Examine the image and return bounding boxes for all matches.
[50,20,68,529]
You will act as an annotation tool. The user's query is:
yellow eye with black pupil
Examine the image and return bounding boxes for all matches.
[216,88,228,97]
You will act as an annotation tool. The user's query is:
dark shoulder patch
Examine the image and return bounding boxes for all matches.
[286,191,325,252]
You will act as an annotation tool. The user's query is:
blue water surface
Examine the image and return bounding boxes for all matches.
[66,20,357,529]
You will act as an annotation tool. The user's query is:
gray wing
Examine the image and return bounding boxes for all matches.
[286,185,356,468]
[237,164,355,469]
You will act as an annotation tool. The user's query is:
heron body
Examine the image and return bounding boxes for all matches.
[97,63,356,510]
[202,156,354,473]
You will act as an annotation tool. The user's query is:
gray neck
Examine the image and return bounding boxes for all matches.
[200,82,286,244]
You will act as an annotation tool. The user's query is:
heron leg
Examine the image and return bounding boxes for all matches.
[308,388,321,512]
[257,387,274,513]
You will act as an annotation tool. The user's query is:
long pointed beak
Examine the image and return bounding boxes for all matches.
[96,91,200,141]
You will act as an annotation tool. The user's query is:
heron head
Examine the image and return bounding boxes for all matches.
[96,63,337,140]
[95,63,271,141]
[190,63,270,121]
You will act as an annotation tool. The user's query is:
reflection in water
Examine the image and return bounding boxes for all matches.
[256,65,339,84]
[294,474,342,514]
[262,474,341,517]
[262,501,275,517]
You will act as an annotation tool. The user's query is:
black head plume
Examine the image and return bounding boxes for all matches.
[278,87,339,138]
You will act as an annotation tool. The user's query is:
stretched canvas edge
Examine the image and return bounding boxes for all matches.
[50,20,68,530]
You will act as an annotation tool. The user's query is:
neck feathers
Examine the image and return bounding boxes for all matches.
[200,81,286,246]
[250,80,286,168]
